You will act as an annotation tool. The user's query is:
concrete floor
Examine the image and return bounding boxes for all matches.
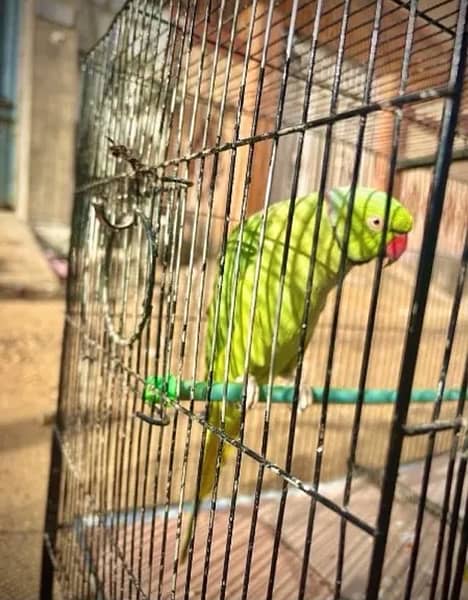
[0,210,64,599]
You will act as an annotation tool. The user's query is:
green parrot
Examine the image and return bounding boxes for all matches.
[180,186,413,560]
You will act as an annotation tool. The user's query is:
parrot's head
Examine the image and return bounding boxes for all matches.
[326,187,413,265]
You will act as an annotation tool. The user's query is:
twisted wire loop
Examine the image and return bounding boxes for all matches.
[100,203,156,347]
[91,170,192,349]
[92,197,136,230]
[91,172,191,428]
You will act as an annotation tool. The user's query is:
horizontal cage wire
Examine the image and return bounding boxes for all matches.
[41,1,468,600]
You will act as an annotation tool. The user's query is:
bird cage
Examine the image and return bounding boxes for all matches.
[41,1,467,599]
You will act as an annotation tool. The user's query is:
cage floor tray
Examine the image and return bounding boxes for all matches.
[83,454,466,600]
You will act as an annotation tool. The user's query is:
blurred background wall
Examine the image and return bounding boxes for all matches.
[1,0,126,254]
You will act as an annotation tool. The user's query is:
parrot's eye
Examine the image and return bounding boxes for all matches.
[367,216,383,231]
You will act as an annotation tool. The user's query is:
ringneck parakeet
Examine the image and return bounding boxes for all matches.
[180,186,413,560]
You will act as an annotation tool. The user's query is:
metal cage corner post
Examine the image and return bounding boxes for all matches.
[40,1,468,599]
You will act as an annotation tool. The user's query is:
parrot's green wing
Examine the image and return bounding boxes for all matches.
[206,194,337,384]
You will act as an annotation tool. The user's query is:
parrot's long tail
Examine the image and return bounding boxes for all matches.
[180,403,229,562]
[179,506,196,564]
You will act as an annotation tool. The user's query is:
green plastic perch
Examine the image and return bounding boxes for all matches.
[143,375,462,407]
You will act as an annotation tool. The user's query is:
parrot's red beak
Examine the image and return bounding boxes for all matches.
[385,233,408,266]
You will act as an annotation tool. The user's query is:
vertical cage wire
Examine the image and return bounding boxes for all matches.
[41,1,468,599]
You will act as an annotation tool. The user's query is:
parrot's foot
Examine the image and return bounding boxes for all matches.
[235,375,260,410]
[297,384,314,413]
[275,377,314,413]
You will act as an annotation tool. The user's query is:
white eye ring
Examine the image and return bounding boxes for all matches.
[367,216,383,231]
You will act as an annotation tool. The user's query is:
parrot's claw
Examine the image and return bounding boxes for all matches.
[275,377,314,413]
[236,375,259,410]
[297,385,314,413]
